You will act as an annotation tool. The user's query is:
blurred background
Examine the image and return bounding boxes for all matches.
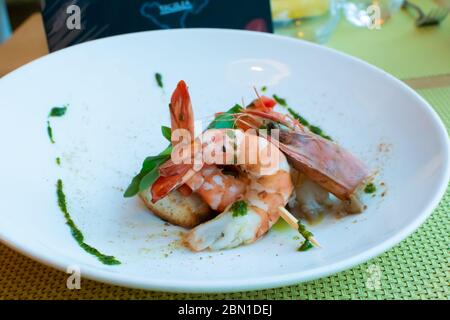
[0,0,449,88]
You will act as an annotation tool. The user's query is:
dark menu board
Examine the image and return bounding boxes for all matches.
[41,0,273,51]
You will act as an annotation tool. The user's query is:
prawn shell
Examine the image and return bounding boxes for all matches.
[278,130,369,200]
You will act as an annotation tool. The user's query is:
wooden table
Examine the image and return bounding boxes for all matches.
[0,13,48,77]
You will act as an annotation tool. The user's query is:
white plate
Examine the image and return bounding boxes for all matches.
[0,29,449,293]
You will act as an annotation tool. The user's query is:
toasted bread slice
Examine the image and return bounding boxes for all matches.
[139,189,212,228]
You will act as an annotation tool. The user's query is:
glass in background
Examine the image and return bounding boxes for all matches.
[0,0,12,43]
[271,0,340,43]
[342,0,404,27]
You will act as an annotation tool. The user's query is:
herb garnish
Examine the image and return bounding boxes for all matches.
[364,183,376,194]
[49,105,67,117]
[56,157,61,165]
[125,102,244,198]
[231,200,248,217]
[298,239,313,252]
[56,179,121,265]
[272,94,287,107]
[47,121,55,144]
[298,221,313,240]
[261,86,267,92]
[124,123,177,198]
[124,102,243,198]
[297,221,314,251]
[285,106,309,126]
[155,73,164,89]
[208,104,243,129]
[123,145,172,197]
[161,125,172,142]
[46,105,67,144]
[273,94,332,141]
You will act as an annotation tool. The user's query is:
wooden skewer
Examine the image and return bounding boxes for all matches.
[253,86,261,100]
[278,206,321,248]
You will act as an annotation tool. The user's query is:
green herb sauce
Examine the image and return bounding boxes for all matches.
[298,239,313,251]
[47,121,55,144]
[272,94,287,107]
[155,73,164,89]
[272,219,290,232]
[261,86,267,92]
[297,221,315,251]
[297,221,313,240]
[273,94,332,141]
[231,200,248,217]
[56,179,121,265]
[364,183,377,194]
[56,157,61,166]
[49,105,67,117]
[47,105,67,144]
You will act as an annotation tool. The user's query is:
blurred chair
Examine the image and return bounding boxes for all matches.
[0,0,12,43]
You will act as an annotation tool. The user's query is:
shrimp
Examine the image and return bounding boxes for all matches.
[186,165,247,212]
[183,129,293,251]
[150,81,195,203]
[151,81,249,211]
[238,102,370,201]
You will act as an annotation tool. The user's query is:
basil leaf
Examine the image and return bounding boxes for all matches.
[141,154,169,171]
[208,104,243,129]
[138,167,161,192]
[49,106,67,117]
[123,171,147,198]
[123,145,172,198]
[161,126,172,142]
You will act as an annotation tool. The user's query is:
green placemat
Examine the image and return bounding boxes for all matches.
[0,87,448,300]
[326,0,450,80]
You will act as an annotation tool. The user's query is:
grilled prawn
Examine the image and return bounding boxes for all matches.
[183,129,293,251]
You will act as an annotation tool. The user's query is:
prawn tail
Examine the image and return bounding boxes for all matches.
[150,80,197,202]
[170,80,194,137]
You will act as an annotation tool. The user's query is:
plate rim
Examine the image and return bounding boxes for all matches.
[1,28,449,293]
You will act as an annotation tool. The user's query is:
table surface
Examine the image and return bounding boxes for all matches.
[0,4,449,299]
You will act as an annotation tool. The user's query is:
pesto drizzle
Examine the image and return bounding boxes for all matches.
[155,72,164,89]
[56,157,61,166]
[56,179,121,265]
[49,105,67,117]
[46,105,67,144]
[47,121,55,144]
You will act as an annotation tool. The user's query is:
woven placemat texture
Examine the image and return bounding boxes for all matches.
[0,87,449,300]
